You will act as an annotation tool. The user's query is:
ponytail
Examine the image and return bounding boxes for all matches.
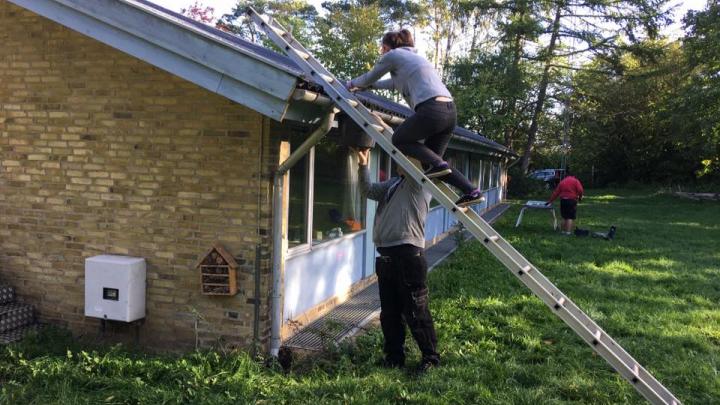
[382,29,414,49]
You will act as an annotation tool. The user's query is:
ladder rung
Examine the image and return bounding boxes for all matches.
[631,364,640,383]
[269,25,285,38]
[295,49,311,60]
[332,97,359,108]
[361,123,384,132]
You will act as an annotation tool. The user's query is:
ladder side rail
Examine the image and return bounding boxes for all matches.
[248,8,680,405]
[454,198,678,404]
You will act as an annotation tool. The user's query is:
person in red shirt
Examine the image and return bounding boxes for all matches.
[546,169,584,235]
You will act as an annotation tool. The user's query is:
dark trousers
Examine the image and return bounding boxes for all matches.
[391,100,475,194]
[376,244,439,365]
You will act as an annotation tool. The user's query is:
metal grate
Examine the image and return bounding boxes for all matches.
[284,204,510,351]
[0,285,15,305]
[0,323,39,345]
[0,303,35,333]
[284,284,380,350]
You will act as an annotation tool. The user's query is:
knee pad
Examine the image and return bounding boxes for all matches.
[410,287,429,309]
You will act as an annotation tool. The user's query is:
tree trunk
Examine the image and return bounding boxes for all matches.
[520,3,562,174]
[503,27,525,149]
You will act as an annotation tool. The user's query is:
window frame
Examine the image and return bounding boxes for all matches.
[286,147,314,255]
[287,143,368,257]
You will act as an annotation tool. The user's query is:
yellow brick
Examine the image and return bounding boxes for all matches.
[0,0,272,352]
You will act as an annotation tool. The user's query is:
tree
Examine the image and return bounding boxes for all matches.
[679,1,720,181]
[314,1,386,80]
[218,0,318,46]
[568,41,701,185]
[446,0,542,149]
[182,1,216,24]
[517,0,673,173]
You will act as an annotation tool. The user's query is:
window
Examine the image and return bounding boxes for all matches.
[468,158,482,188]
[445,150,467,195]
[482,160,492,190]
[378,149,392,182]
[491,161,500,188]
[446,150,468,176]
[287,138,310,248]
[311,134,365,244]
[286,127,367,249]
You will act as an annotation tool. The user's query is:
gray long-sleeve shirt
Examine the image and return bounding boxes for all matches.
[349,47,452,110]
[359,166,432,248]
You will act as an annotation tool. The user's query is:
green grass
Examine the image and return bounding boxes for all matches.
[2,189,718,404]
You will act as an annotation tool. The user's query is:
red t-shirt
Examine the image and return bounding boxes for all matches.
[548,176,584,203]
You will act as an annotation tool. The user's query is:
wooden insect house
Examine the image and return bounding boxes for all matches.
[196,244,238,296]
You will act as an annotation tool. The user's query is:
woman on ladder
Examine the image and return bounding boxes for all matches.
[346,29,484,207]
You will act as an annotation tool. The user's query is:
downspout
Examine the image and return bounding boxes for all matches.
[270,110,336,357]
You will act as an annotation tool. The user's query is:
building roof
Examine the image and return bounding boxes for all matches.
[134,0,512,155]
[9,0,513,156]
[354,91,511,154]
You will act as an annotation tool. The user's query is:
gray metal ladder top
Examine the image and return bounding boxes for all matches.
[247,8,680,405]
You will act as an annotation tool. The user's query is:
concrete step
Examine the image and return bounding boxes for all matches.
[0,323,39,345]
[0,285,15,305]
[0,302,34,333]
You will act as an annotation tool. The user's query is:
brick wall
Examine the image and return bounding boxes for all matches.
[0,1,276,351]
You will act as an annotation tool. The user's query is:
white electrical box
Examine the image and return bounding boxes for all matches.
[84,255,146,322]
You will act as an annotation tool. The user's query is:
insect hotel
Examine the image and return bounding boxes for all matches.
[197,245,238,296]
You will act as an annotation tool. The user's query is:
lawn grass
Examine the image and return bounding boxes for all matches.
[1,189,718,404]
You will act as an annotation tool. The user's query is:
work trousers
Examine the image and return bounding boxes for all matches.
[376,244,439,366]
[391,99,474,194]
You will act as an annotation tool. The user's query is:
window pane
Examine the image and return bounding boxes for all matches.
[378,149,392,182]
[312,134,366,244]
[491,162,499,188]
[287,139,309,248]
[468,158,481,188]
[445,150,467,195]
[482,161,492,190]
[446,150,467,176]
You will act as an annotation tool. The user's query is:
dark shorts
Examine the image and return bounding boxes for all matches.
[560,198,577,220]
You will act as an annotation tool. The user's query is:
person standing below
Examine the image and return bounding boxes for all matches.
[546,169,584,235]
[356,148,439,373]
[346,29,483,207]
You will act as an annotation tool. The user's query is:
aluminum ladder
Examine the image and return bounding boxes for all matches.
[247,8,680,405]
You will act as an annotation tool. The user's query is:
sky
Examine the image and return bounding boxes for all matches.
[152,0,708,40]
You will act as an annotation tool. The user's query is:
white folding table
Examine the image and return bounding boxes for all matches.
[515,200,558,230]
